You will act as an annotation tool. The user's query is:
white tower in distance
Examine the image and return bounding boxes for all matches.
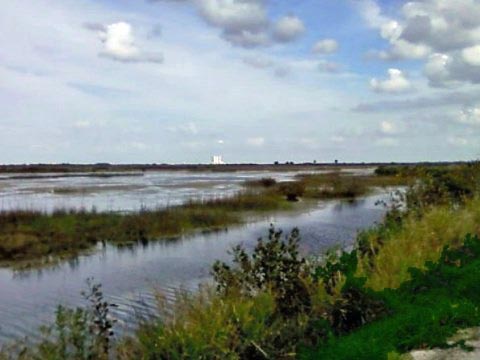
[211,155,225,165]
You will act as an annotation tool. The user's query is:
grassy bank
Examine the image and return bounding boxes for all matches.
[303,233,480,359]
[357,197,480,290]
[0,171,405,267]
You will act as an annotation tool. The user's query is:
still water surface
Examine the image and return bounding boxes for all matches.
[0,190,389,343]
[0,169,372,212]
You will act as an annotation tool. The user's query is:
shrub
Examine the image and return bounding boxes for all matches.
[278,182,305,201]
[375,166,402,177]
[212,226,311,317]
[298,172,370,199]
[244,177,277,188]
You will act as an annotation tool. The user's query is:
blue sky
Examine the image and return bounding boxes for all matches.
[1,0,480,164]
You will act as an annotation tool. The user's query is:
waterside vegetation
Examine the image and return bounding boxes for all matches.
[1,162,479,359]
[0,170,406,267]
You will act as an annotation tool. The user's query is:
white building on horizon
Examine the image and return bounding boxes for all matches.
[211,155,225,165]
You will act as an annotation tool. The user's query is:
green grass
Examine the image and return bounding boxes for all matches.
[301,234,480,360]
[356,197,480,290]
[117,288,281,360]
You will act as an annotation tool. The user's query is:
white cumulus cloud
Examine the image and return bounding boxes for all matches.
[98,22,163,63]
[424,53,454,87]
[359,2,431,60]
[361,0,480,86]
[370,69,412,93]
[197,0,267,33]
[458,106,480,126]
[156,0,306,48]
[462,45,480,67]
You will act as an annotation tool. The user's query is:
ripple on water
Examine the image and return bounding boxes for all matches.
[0,190,389,344]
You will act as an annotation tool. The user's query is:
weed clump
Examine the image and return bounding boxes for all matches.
[243,177,277,188]
[278,182,306,201]
[212,227,311,316]
[0,280,117,360]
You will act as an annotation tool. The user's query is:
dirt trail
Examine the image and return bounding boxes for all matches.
[408,328,480,360]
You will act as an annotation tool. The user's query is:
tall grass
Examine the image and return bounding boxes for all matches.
[117,288,281,359]
[303,234,480,360]
[357,197,480,290]
[297,172,409,199]
[356,161,480,290]
[0,191,288,266]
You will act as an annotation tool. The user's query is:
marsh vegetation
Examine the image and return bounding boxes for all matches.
[0,170,405,267]
[1,162,479,359]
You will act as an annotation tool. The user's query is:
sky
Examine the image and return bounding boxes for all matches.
[1,0,480,164]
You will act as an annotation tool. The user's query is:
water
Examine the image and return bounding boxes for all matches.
[0,190,390,344]
[0,171,300,213]
[0,169,372,212]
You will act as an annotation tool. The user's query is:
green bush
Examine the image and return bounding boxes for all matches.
[243,177,277,188]
[118,227,325,359]
[212,226,311,317]
[375,166,402,177]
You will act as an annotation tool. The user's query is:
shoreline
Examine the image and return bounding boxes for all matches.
[0,172,406,269]
[0,161,470,174]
